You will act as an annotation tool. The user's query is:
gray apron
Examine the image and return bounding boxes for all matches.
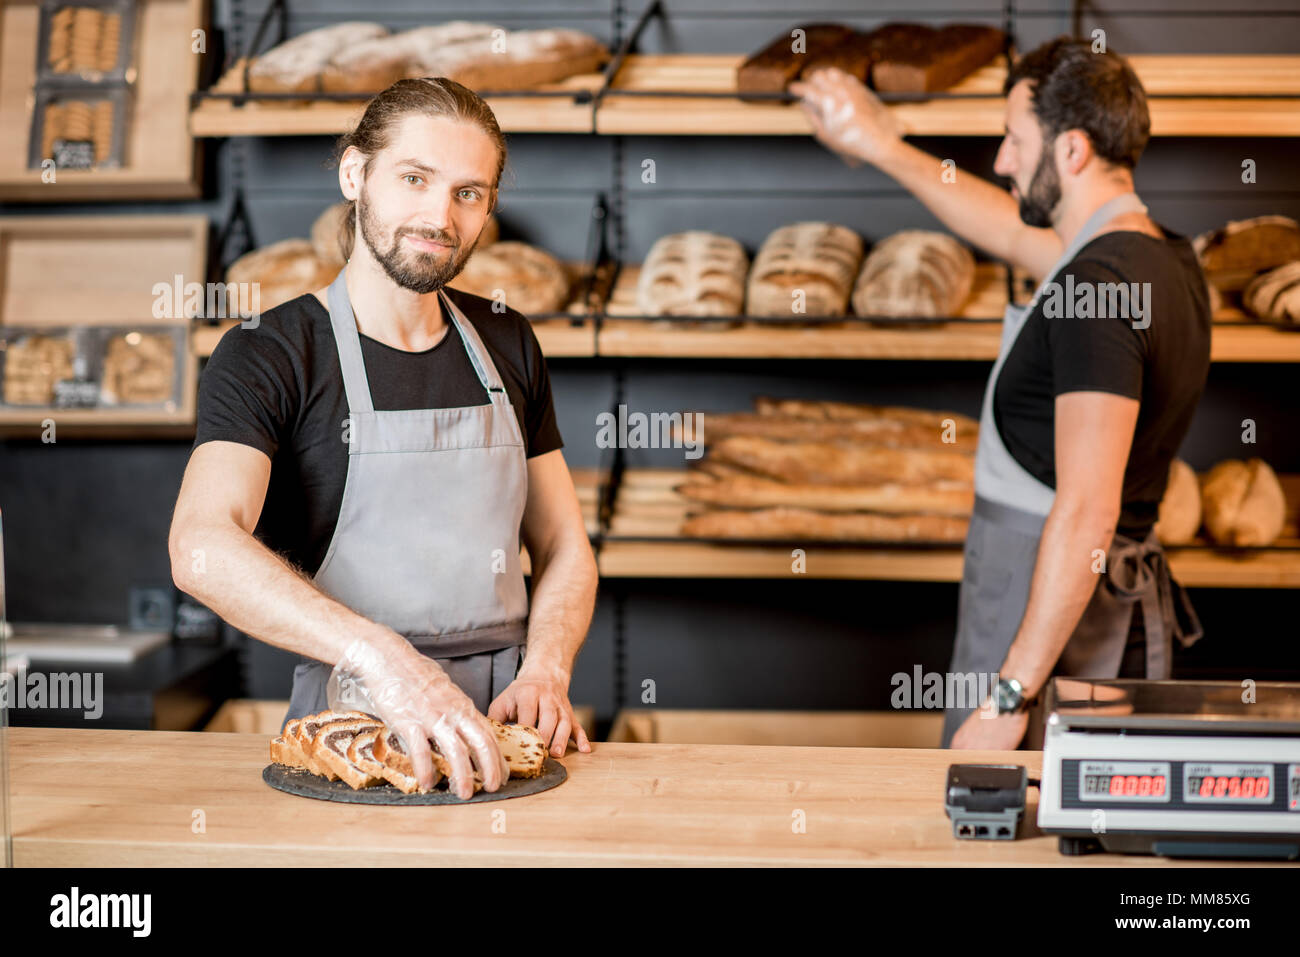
[940,193,1203,748]
[283,268,530,728]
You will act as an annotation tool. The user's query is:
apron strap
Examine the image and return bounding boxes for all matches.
[1103,530,1203,680]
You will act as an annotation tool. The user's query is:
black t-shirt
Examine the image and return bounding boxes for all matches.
[994,228,1211,537]
[193,287,563,576]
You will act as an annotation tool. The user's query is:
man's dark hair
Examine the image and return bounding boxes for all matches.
[1004,37,1150,169]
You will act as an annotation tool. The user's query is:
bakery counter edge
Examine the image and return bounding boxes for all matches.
[7,727,1284,867]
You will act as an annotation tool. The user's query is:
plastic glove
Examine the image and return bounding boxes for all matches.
[328,636,507,799]
[788,67,903,168]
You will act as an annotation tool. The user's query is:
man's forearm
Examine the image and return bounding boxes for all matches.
[518,536,597,680]
[999,501,1117,697]
[171,520,406,667]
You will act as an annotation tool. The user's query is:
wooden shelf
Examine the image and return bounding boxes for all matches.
[191,60,600,137]
[597,469,1300,588]
[0,0,206,200]
[596,54,1300,137]
[598,262,1300,361]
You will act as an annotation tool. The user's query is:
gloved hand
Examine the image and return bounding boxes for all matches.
[789,67,903,167]
[330,635,507,799]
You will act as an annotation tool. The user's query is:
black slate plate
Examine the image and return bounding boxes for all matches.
[263,758,566,805]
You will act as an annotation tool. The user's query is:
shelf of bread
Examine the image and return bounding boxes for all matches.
[595,54,1300,137]
[598,469,1300,587]
[0,214,205,427]
[191,58,602,136]
[0,0,205,200]
[597,261,1300,362]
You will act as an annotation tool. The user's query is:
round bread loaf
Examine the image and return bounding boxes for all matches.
[1153,458,1202,545]
[746,222,863,318]
[1199,458,1286,547]
[447,240,569,315]
[227,239,339,312]
[1243,261,1300,323]
[851,230,975,318]
[636,231,748,317]
[1193,215,1300,292]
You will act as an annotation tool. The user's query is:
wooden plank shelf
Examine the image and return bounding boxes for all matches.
[190,60,601,137]
[595,54,1300,137]
[597,262,1300,361]
[597,469,1300,588]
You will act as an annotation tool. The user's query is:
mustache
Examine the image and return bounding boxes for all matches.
[398,228,458,247]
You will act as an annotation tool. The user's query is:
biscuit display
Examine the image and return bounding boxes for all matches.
[2,334,76,406]
[101,332,175,405]
[47,5,124,75]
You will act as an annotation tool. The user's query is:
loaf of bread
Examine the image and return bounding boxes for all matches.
[736,24,856,97]
[227,239,340,312]
[477,214,500,248]
[746,222,864,318]
[2,334,76,405]
[1153,458,1202,545]
[708,435,975,485]
[677,471,973,515]
[448,240,570,315]
[1199,458,1287,546]
[636,231,749,317]
[1194,216,1300,291]
[270,709,548,793]
[101,332,175,404]
[248,22,389,94]
[755,397,978,433]
[687,410,978,453]
[320,22,501,93]
[681,507,970,542]
[852,230,976,318]
[411,29,607,91]
[1243,261,1300,323]
[868,23,1005,93]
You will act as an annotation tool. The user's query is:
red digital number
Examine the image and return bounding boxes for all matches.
[1242,777,1256,798]
[1257,777,1270,799]
[1214,776,1229,798]
[1138,776,1153,796]
[1152,776,1166,796]
[1227,777,1241,798]
[1200,777,1214,797]
[1125,775,1140,796]
[1110,775,1124,796]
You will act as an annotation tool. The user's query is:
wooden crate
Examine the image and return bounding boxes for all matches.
[0,0,206,200]
[0,214,205,427]
[608,708,944,749]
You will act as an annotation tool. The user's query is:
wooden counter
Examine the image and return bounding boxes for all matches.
[6,727,1281,866]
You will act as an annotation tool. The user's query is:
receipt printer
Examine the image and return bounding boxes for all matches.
[944,764,1027,840]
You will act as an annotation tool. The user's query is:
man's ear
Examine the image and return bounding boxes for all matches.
[339,146,364,202]
[1058,129,1093,177]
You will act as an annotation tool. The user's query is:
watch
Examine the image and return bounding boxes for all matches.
[992,677,1030,715]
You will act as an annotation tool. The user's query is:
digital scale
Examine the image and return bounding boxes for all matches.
[1037,678,1300,860]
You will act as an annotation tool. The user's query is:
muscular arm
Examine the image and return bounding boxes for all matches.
[168,440,408,668]
[999,392,1140,697]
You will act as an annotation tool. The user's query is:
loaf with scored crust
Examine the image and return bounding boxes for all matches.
[852,230,975,318]
[746,222,864,318]
[637,231,749,317]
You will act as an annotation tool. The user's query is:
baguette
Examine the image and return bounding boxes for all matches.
[687,410,977,453]
[681,507,969,542]
[676,473,973,515]
[708,435,975,485]
[753,397,978,433]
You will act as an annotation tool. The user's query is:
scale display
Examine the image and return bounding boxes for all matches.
[1183,764,1272,803]
[1080,761,1170,802]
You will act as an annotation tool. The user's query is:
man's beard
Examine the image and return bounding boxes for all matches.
[1016,145,1061,229]
[357,187,476,294]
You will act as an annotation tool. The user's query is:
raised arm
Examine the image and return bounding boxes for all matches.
[168,439,505,796]
[790,68,1063,281]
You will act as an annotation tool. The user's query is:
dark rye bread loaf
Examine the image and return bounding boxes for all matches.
[869,23,1005,93]
[737,23,855,98]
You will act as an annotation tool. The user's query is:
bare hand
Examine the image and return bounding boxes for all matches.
[789,67,902,166]
[950,702,1030,751]
[489,661,592,758]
